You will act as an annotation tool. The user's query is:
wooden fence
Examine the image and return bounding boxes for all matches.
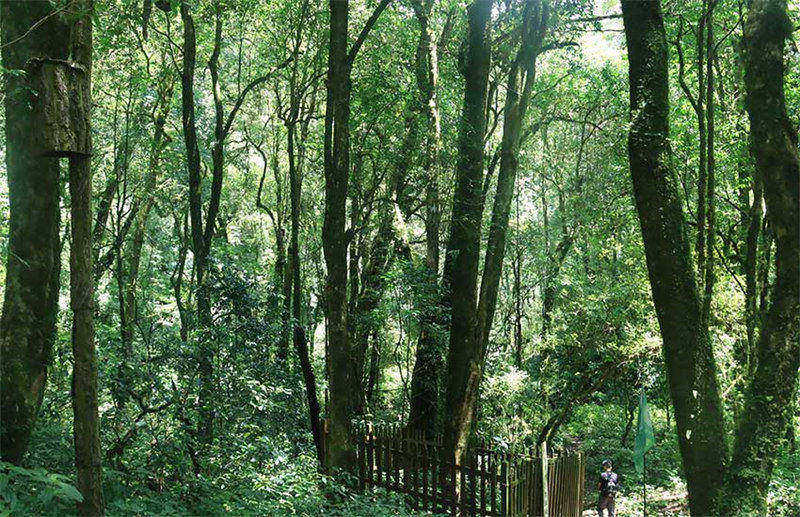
[352,425,585,517]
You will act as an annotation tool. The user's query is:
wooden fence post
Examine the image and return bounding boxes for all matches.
[500,455,508,517]
[541,442,549,517]
[344,424,588,516]
[358,432,365,490]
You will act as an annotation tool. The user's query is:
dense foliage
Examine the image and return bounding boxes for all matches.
[0,0,797,515]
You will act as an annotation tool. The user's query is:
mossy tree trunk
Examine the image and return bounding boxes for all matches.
[621,1,727,514]
[68,1,105,514]
[179,0,215,446]
[0,0,69,465]
[477,0,548,406]
[323,0,391,471]
[440,0,492,466]
[623,0,799,514]
[407,0,445,438]
[720,0,800,512]
[323,0,355,471]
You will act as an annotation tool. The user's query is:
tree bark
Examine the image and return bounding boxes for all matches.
[0,0,68,465]
[695,6,708,288]
[621,1,727,514]
[179,0,215,446]
[68,1,105,513]
[408,0,444,437]
[701,0,717,324]
[440,0,492,465]
[720,0,800,511]
[322,0,392,470]
[743,170,763,375]
[323,0,355,470]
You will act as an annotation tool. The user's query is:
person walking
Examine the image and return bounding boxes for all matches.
[597,459,619,516]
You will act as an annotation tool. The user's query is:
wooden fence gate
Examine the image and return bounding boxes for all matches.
[353,425,585,517]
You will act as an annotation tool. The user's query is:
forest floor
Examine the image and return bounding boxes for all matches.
[582,482,689,516]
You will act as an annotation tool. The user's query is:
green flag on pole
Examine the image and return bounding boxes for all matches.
[633,393,655,475]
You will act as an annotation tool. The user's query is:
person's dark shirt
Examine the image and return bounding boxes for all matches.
[597,471,618,495]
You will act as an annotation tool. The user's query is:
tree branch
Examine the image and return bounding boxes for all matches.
[347,0,393,67]
[223,56,294,138]
[564,13,622,23]
[673,15,700,115]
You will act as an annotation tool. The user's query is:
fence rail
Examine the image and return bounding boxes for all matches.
[352,425,585,517]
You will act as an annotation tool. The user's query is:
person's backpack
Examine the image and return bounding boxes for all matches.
[600,472,618,497]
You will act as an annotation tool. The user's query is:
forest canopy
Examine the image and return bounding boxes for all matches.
[0,0,798,515]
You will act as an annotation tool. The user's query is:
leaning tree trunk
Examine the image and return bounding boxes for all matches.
[621,1,727,514]
[68,1,105,514]
[440,0,492,466]
[476,0,547,420]
[0,0,69,465]
[287,91,324,470]
[719,0,800,512]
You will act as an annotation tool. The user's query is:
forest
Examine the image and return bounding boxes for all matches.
[0,0,798,515]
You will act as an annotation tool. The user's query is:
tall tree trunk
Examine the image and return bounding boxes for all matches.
[743,171,762,375]
[278,151,291,365]
[720,0,800,511]
[465,0,550,457]
[180,0,232,446]
[180,0,288,446]
[701,0,717,324]
[68,1,104,513]
[737,159,764,372]
[323,0,354,470]
[695,4,708,286]
[180,0,213,445]
[287,85,324,470]
[621,1,727,514]
[0,0,68,465]
[440,0,492,465]
[322,0,392,470]
[408,0,444,437]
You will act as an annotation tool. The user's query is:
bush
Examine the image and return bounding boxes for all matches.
[0,461,83,516]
